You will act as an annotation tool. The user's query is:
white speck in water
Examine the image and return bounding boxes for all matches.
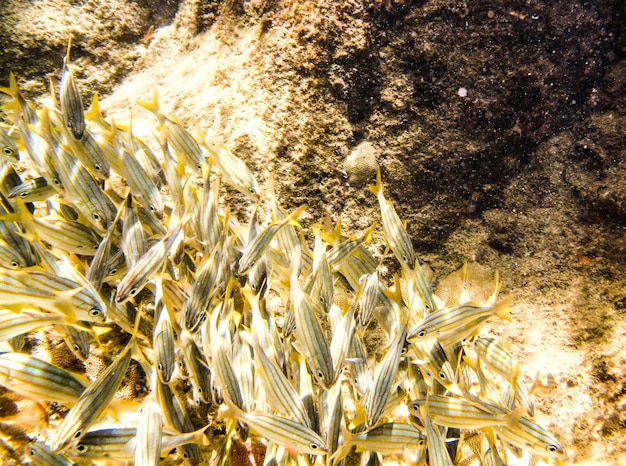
[457,87,468,97]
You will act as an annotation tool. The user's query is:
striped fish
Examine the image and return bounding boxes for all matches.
[415,395,521,430]
[179,329,213,405]
[67,127,111,180]
[121,121,164,218]
[221,402,328,456]
[0,309,62,343]
[60,36,86,140]
[152,302,177,384]
[69,425,208,461]
[360,324,407,428]
[238,204,306,276]
[30,214,102,255]
[49,142,116,231]
[243,330,311,427]
[136,89,205,173]
[26,442,74,466]
[0,352,88,405]
[334,422,425,463]
[135,399,163,466]
[50,337,134,450]
[290,248,334,389]
[369,169,416,271]
[202,142,260,200]
[408,296,511,341]
[7,177,55,202]
[115,225,181,303]
[0,125,19,161]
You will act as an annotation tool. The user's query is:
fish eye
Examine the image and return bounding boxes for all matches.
[310,442,318,450]
[73,344,81,351]
[67,121,73,129]
[20,191,28,198]
[10,261,18,267]
[94,163,102,171]
[28,448,35,456]
[249,187,256,194]
[54,178,62,186]
[251,282,257,291]
[89,308,102,317]
[183,451,190,458]
[74,430,82,438]
[76,444,87,452]
[93,244,99,250]
[157,363,163,371]
[418,439,425,445]
[93,212,101,221]
[411,402,419,411]
[417,329,427,338]
[108,267,117,274]
[548,445,559,452]
[317,370,325,379]
[2,148,13,155]
[439,371,447,380]
[149,205,156,212]
[319,296,325,303]
[129,287,138,296]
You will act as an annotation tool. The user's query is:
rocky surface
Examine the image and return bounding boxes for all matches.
[1,0,624,463]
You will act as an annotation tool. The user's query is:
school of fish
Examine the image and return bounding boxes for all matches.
[0,41,564,465]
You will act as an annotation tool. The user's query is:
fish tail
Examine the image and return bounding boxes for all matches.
[0,197,37,241]
[63,34,72,68]
[505,406,526,427]
[218,393,243,421]
[52,288,82,321]
[136,88,160,116]
[0,72,19,98]
[349,400,366,430]
[319,214,342,244]
[329,424,352,465]
[265,172,277,201]
[529,370,540,395]
[510,360,520,393]
[286,203,306,228]
[368,168,383,197]
[492,296,513,322]
[85,92,103,121]
[487,270,502,304]
[383,273,403,307]
[362,221,377,243]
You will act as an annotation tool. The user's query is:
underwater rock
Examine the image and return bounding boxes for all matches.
[343,141,379,187]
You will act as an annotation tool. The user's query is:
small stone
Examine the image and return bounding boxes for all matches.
[342,141,379,187]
